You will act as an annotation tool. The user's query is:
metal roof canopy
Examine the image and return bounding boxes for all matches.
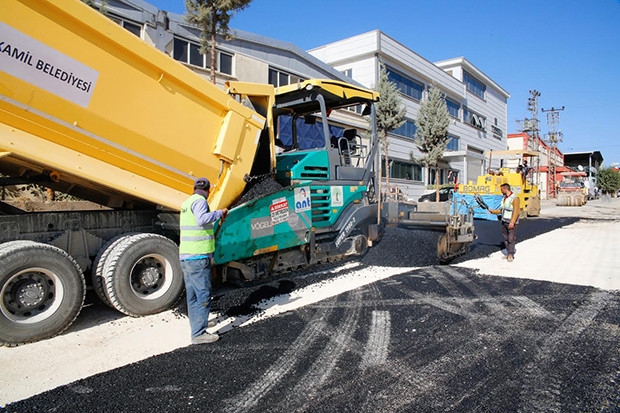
[274,79,379,115]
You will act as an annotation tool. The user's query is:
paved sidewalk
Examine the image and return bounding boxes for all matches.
[456,196,620,290]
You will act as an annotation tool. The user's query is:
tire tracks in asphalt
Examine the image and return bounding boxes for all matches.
[275,288,363,413]
[224,266,616,413]
[221,301,335,413]
[357,267,527,412]
[223,288,365,413]
[517,290,614,413]
[440,266,558,321]
[360,310,391,370]
[356,266,598,412]
[224,273,392,413]
[360,282,391,369]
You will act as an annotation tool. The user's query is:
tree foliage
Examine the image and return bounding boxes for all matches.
[375,63,405,199]
[597,167,620,196]
[411,84,450,201]
[185,0,251,84]
[81,0,108,15]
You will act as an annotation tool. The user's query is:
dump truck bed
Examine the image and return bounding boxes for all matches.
[0,0,265,210]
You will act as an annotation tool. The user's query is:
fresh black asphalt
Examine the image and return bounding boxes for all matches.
[3,216,620,413]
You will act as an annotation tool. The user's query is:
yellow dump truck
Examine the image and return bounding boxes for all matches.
[0,0,475,345]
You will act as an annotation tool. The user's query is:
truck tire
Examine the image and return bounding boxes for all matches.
[91,233,138,308]
[0,240,36,252]
[0,241,85,346]
[101,233,184,317]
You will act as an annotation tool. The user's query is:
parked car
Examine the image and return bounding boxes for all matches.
[418,187,453,202]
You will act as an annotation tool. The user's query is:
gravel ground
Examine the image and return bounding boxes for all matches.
[1,197,619,411]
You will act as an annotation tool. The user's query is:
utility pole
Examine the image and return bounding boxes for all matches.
[541,105,565,199]
[526,90,541,150]
[515,90,541,151]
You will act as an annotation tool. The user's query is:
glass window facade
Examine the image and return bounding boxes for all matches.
[172,37,232,75]
[428,168,447,185]
[382,159,423,181]
[446,135,459,151]
[269,68,304,87]
[445,98,460,118]
[189,42,202,67]
[463,107,486,131]
[392,119,417,139]
[173,37,188,63]
[109,15,142,37]
[386,67,424,101]
[463,71,486,99]
[219,52,233,75]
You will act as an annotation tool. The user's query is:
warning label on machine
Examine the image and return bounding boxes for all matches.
[270,198,289,225]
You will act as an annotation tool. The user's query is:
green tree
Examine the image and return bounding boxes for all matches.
[375,63,405,200]
[411,84,450,202]
[596,167,620,196]
[185,0,251,84]
[81,0,108,15]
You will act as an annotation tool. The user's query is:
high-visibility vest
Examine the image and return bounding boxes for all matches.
[500,193,518,223]
[179,194,215,255]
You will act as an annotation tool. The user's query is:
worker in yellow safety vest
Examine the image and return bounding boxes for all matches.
[179,177,228,345]
[487,183,520,262]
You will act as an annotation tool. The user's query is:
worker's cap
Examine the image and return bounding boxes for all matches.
[193,177,210,191]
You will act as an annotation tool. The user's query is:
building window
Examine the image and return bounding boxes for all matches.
[382,159,422,181]
[219,52,233,75]
[386,67,424,101]
[189,42,202,66]
[463,71,486,99]
[446,135,459,151]
[172,37,233,75]
[173,38,188,62]
[269,68,303,87]
[463,107,486,131]
[346,104,364,115]
[445,98,460,119]
[392,119,417,139]
[428,168,447,185]
[109,15,142,37]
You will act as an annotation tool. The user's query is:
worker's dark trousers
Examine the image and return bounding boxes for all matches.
[501,220,518,256]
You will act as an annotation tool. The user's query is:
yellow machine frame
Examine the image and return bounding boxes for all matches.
[459,150,542,217]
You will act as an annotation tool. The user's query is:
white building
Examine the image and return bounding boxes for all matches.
[98,3,510,201]
[98,0,355,88]
[309,31,510,200]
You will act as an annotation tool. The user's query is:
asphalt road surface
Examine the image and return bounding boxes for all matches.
[5,270,620,412]
[3,203,620,413]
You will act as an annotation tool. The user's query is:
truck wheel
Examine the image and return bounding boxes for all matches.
[102,233,184,317]
[91,233,137,308]
[0,242,85,346]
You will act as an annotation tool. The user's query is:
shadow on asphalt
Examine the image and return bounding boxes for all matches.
[61,215,585,339]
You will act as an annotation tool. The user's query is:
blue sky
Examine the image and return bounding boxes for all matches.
[148,0,620,166]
